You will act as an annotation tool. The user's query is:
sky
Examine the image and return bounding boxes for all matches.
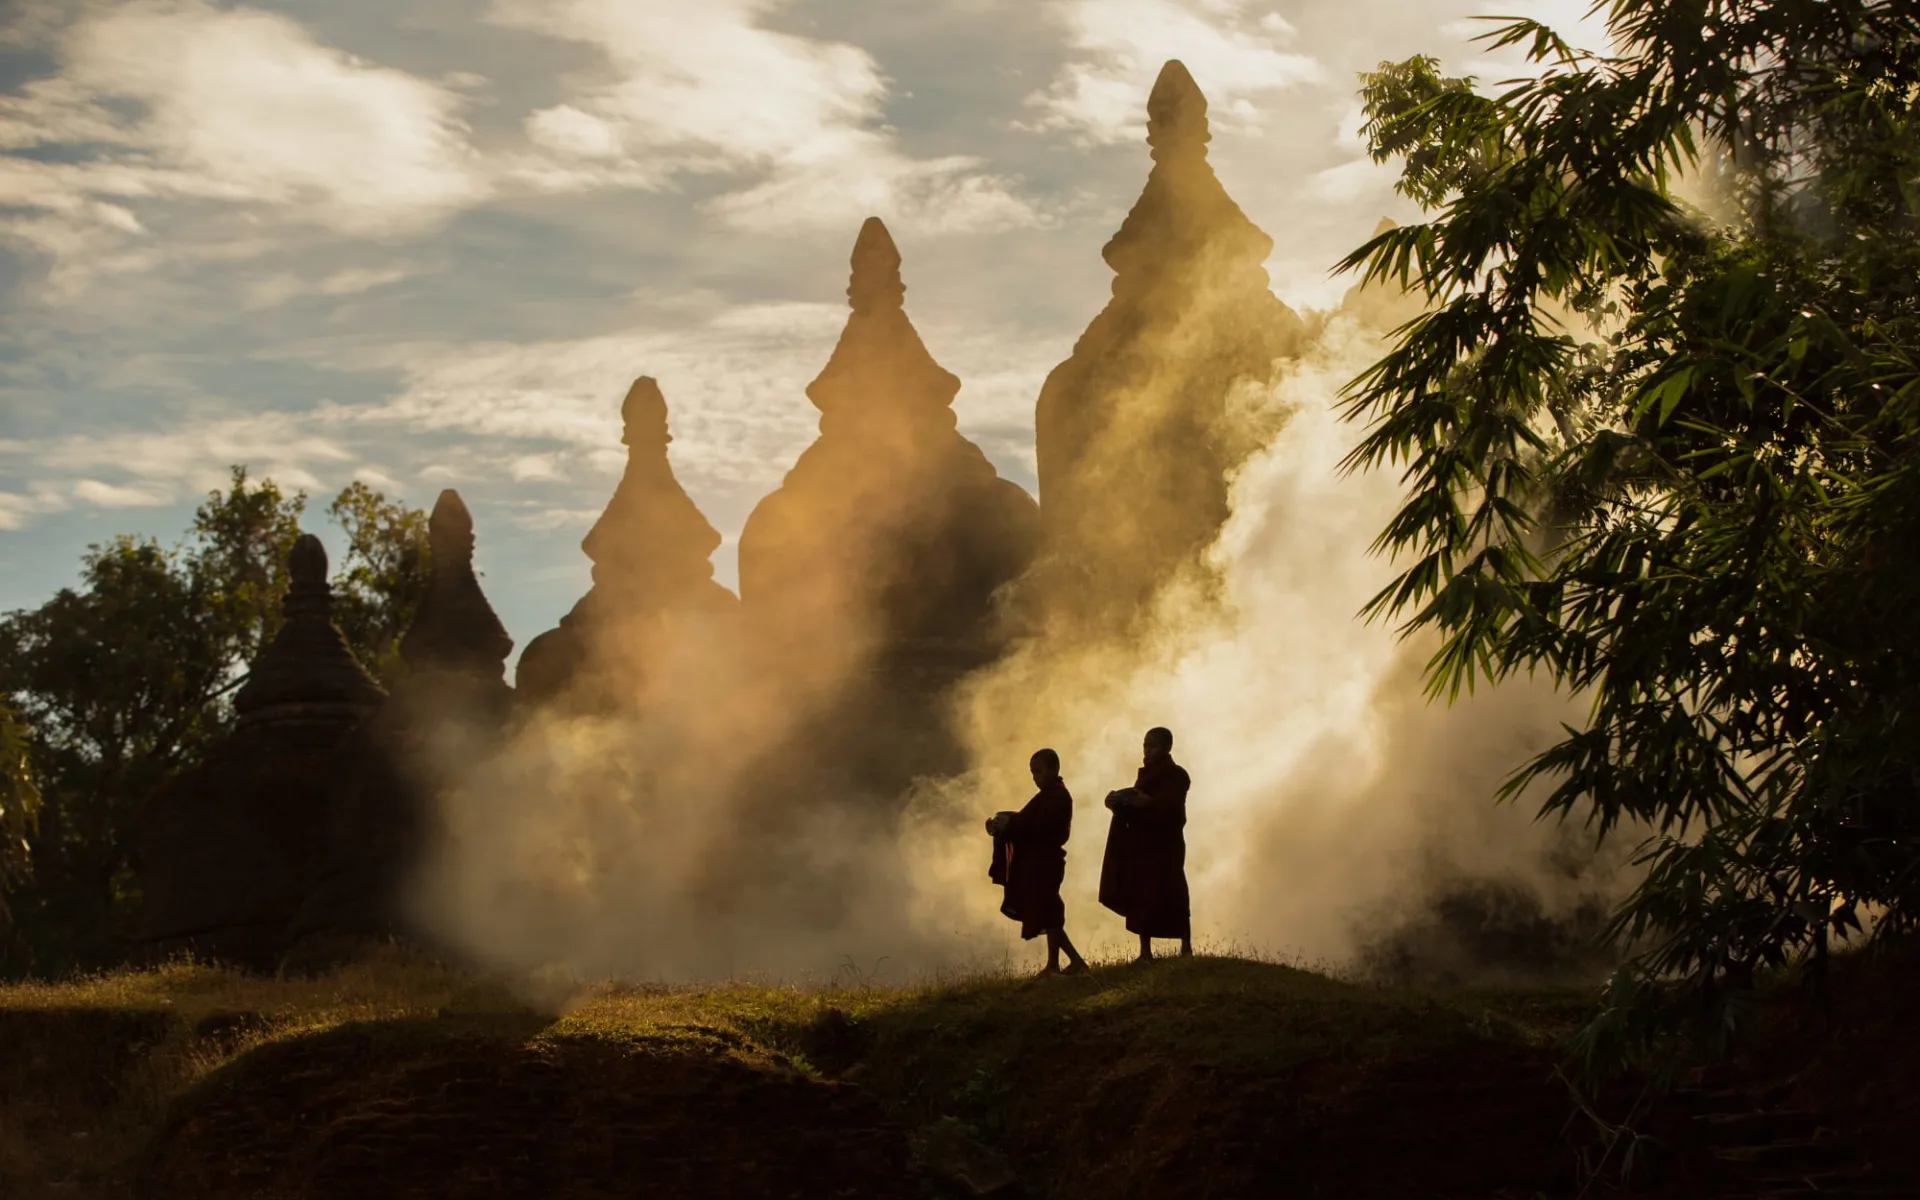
[0,0,1612,665]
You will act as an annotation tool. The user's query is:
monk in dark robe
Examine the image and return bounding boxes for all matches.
[1098,726,1192,962]
[986,748,1089,975]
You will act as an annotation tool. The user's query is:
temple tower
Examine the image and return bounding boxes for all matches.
[516,376,738,711]
[738,217,1040,701]
[137,535,385,970]
[287,490,515,965]
[1034,60,1309,639]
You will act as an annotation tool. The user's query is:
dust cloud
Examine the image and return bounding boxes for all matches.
[923,317,1630,977]
[406,310,1631,988]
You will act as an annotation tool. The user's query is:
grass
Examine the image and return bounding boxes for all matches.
[1,949,1604,1199]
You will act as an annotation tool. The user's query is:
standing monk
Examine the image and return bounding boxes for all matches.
[1098,726,1192,962]
[986,749,1089,976]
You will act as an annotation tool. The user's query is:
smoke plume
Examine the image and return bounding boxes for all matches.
[407,310,1632,987]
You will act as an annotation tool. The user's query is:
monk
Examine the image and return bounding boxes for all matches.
[986,748,1089,976]
[1098,726,1192,962]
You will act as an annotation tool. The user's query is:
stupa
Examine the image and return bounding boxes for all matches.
[722,216,1041,819]
[1034,60,1309,639]
[286,490,513,964]
[137,534,385,970]
[737,217,1041,706]
[516,376,738,711]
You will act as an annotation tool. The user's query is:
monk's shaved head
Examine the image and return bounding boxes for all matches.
[1145,727,1173,751]
[1031,747,1061,772]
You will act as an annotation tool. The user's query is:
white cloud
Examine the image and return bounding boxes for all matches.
[0,0,486,293]
[1029,0,1325,144]
[0,413,357,516]
[487,0,1043,232]
[71,478,176,508]
[0,487,72,531]
[1305,154,1398,204]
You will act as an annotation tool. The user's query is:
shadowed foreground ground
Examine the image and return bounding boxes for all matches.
[1,954,1602,1199]
[8,949,1920,1199]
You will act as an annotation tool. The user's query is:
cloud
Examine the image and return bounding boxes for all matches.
[70,478,177,508]
[0,487,72,531]
[0,0,487,278]
[486,0,1044,232]
[0,413,358,517]
[1028,0,1325,144]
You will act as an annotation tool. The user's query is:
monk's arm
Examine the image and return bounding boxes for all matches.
[1130,778,1190,826]
[1006,794,1070,847]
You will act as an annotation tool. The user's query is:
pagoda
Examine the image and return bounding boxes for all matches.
[137,535,385,970]
[1034,60,1309,639]
[516,376,738,711]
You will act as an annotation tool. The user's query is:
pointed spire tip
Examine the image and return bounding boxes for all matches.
[289,533,327,585]
[620,375,670,447]
[847,215,905,315]
[1147,59,1209,156]
[431,489,472,532]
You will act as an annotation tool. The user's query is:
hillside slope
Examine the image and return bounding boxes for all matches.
[2,955,1598,1199]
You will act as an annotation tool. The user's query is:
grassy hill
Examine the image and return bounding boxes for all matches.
[1,952,1609,1199]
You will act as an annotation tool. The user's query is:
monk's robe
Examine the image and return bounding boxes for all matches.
[995,779,1074,939]
[1098,757,1191,938]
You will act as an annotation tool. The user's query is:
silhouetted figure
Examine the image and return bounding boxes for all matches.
[287,489,513,968]
[517,376,738,711]
[1099,726,1192,961]
[987,748,1089,976]
[137,534,385,970]
[1033,60,1307,642]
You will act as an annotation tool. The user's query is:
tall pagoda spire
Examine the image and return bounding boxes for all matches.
[234,534,385,728]
[735,216,1041,793]
[515,376,736,709]
[1034,59,1308,641]
[398,489,512,682]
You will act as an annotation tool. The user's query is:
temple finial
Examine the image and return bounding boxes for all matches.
[428,490,474,565]
[848,217,906,316]
[288,533,328,589]
[620,376,671,448]
[1147,60,1209,162]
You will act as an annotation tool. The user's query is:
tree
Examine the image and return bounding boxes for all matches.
[327,481,432,683]
[0,468,429,975]
[0,703,41,946]
[1340,1,1920,1074]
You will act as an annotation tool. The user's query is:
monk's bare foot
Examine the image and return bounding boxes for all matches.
[1061,961,1089,976]
[1132,953,1153,965]
[1035,964,1062,978]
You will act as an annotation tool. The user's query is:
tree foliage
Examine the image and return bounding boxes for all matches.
[0,468,427,974]
[0,703,40,935]
[1341,0,1920,1074]
[327,481,432,683]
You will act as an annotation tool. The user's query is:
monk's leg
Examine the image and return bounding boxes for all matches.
[1056,928,1088,973]
[1042,928,1064,973]
[1180,936,1193,957]
[1136,933,1154,963]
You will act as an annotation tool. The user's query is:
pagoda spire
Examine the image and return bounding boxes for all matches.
[804,217,960,436]
[398,490,512,681]
[1146,59,1210,163]
[235,534,384,728]
[1034,60,1308,640]
[515,376,736,709]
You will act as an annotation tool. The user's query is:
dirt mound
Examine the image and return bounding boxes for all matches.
[5,956,1607,1199]
[139,1018,923,1200]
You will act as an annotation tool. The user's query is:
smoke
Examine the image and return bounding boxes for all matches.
[926,317,1631,975]
[401,308,1635,988]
